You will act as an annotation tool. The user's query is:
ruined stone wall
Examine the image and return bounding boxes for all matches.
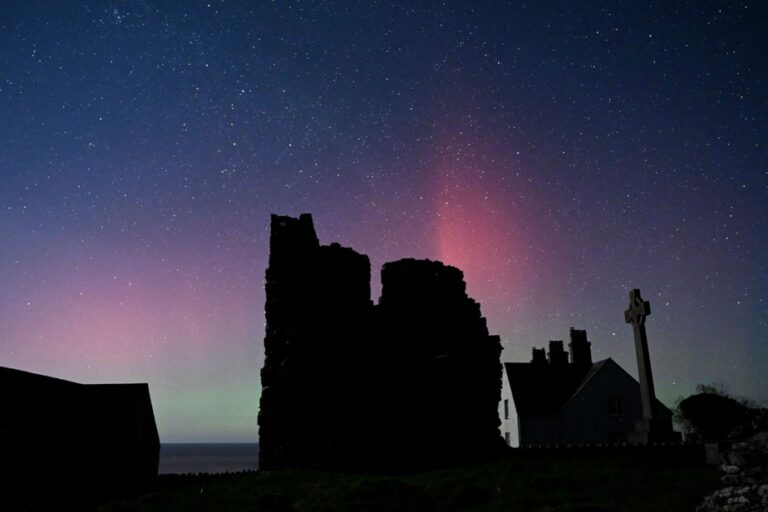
[258,214,372,470]
[258,214,504,472]
[370,259,503,470]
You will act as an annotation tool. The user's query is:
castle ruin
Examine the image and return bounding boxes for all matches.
[258,213,505,471]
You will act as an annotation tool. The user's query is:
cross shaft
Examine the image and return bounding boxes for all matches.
[624,289,656,423]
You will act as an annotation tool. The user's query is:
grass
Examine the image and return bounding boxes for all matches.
[100,455,720,512]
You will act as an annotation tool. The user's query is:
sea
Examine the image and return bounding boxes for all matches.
[158,443,259,474]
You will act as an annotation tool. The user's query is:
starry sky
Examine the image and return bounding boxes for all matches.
[1,2,766,442]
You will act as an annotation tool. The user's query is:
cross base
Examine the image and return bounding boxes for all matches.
[627,418,681,445]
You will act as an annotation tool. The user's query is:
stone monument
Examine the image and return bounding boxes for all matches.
[624,288,677,443]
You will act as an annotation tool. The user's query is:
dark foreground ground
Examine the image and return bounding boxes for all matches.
[99,454,719,512]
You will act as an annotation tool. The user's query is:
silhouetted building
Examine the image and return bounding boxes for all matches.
[498,328,675,446]
[258,213,505,472]
[0,366,160,507]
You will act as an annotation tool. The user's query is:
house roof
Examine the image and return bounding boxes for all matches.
[504,360,603,416]
[563,359,611,405]
[504,358,672,417]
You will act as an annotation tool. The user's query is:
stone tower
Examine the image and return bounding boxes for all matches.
[258,214,373,470]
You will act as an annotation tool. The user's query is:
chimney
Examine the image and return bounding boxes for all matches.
[547,340,568,366]
[531,347,547,365]
[568,328,593,368]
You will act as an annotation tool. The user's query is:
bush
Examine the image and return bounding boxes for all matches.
[676,384,767,442]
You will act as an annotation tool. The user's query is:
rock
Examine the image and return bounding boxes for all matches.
[698,431,768,511]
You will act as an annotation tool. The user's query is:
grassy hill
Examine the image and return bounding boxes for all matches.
[100,453,719,512]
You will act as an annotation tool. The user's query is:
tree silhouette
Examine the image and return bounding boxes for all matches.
[676,384,765,442]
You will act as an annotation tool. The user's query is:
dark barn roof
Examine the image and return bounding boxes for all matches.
[0,366,160,507]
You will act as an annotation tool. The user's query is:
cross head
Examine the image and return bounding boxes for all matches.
[624,288,651,326]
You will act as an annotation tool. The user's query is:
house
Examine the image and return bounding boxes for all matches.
[499,328,675,447]
[0,366,160,506]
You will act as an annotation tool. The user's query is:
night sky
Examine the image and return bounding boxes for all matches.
[1,2,766,442]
